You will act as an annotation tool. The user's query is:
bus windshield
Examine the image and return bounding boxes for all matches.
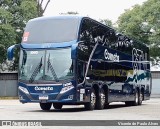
[19,48,74,82]
[23,17,79,43]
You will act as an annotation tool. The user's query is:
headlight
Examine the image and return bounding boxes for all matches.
[60,82,74,94]
[19,86,29,95]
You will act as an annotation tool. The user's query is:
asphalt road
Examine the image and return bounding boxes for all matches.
[0,98,160,129]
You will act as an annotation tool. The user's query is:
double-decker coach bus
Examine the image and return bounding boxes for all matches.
[7,16,151,110]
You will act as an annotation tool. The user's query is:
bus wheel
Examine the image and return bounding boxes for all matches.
[134,90,139,106]
[40,103,52,110]
[125,90,139,106]
[96,88,105,110]
[138,91,143,105]
[53,103,63,109]
[84,88,96,110]
[133,90,139,106]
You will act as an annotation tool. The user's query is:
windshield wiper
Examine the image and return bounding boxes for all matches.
[29,57,43,83]
[47,54,59,82]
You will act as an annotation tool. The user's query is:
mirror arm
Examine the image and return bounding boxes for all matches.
[7,44,20,61]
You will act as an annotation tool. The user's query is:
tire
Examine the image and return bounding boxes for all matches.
[125,90,138,106]
[138,91,143,105]
[84,88,96,110]
[53,103,63,109]
[96,88,106,110]
[40,103,52,110]
[133,90,139,106]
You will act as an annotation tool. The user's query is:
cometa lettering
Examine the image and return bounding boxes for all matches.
[104,49,119,61]
[35,86,53,91]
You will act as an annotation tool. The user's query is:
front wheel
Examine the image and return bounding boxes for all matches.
[84,88,96,110]
[40,103,52,110]
[53,103,63,109]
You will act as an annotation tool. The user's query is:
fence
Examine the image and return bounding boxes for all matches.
[0,73,18,97]
[151,71,160,97]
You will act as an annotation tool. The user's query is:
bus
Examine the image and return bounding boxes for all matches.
[7,16,152,110]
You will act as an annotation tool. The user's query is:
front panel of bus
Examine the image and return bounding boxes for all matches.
[17,16,82,103]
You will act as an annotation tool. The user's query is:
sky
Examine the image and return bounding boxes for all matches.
[43,0,147,23]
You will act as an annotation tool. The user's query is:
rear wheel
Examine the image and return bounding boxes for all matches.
[84,88,96,110]
[40,103,52,110]
[138,91,143,105]
[134,90,139,106]
[53,103,63,109]
[96,88,105,110]
[125,90,138,106]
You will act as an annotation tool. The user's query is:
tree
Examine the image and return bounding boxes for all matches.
[99,19,113,28]
[37,0,51,16]
[0,0,40,71]
[117,0,160,65]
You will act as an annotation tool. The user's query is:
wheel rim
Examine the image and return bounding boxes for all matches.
[91,91,96,107]
[101,90,105,106]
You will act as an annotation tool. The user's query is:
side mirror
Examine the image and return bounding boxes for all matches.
[7,44,20,60]
[71,41,84,59]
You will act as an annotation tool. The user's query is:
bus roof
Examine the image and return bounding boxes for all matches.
[28,15,84,23]
[25,15,148,49]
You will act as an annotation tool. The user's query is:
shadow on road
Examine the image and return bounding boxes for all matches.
[26,103,147,113]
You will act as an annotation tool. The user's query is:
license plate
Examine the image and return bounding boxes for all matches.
[39,95,48,100]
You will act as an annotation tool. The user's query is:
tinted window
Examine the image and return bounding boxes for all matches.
[23,17,79,43]
[78,18,116,61]
[79,18,116,46]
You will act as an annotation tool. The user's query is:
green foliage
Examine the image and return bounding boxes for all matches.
[117,0,160,64]
[0,0,38,71]
[99,19,113,28]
